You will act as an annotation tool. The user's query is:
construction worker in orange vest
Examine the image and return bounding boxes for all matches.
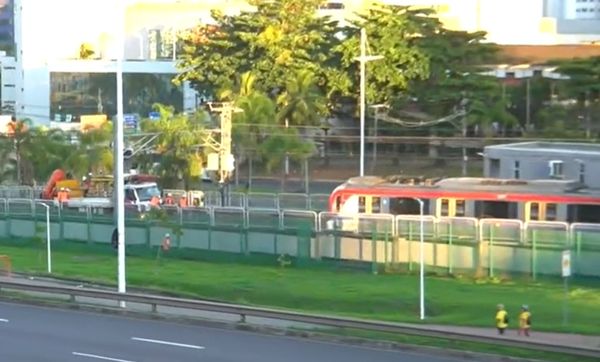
[164,193,174,205]
[56,188,68,203]
[179,193,188,208]
[150,195,160,207]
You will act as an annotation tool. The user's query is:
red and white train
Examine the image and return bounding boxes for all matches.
[329,176,600,223]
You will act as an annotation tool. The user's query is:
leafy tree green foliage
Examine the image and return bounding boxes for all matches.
[226,72,315,172]
[542,56,600,137]
[337,5,432,105]
[176,0,349,100]
[405,27,516,134]
[138,104,209,189]
[555,56,600,101]
[0,120,113,185]
[409,29,500,114]
[228,72,278,156]
[258,129,315,172]
[277,69,327,126]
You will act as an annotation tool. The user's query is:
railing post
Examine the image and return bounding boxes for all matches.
[371,224,377,274]
[448,221,454,275]
[576,230,582,276]
[489,224,494,278]
[408,222,413,272]
[531,228,537,281]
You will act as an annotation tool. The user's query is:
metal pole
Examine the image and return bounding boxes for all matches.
[372,111,378,171]
[461,113,467,176]
[354,29,382,177]
[563,276,569,326]
[38,203,51,274]
[359,28,366,177]
[414,197,425,320]
[115,0,127,307]
[525,78,531,131]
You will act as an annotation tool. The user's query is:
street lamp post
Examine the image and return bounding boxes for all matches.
[36,202,51,274]
[355,28,383,177]
[412,197,425,320]
[115,0,127,306]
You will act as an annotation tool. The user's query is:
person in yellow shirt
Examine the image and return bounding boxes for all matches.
[518,305,531,337]
[495,304,509,335]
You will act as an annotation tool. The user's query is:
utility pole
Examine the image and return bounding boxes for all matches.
[355,28,383,177]
[115,0,126,308]
[207,102,241,206]
[461,113,468,176]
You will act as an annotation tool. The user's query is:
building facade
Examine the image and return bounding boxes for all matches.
[483,142,600,187]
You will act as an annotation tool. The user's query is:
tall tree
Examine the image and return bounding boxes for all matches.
[138,104,209,189]
[336,5,432,106]
[555,56,600,137]
[176,0,350,103]
[277,69,327,127]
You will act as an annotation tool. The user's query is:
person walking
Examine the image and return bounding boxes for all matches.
[495,304,509,335]
[518,305,532,337]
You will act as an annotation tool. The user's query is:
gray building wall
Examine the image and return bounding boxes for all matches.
[483,142,600,186]
[544,0,600,34]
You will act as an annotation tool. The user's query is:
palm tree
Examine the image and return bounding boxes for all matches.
[276,69,325,188]
[139,104,208,189]
[276,69,327,127]
[227,72,278,186]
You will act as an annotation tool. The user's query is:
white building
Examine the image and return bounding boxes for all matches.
[8,0,253,125]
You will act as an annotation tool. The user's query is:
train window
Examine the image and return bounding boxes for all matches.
[440,199,449,216]
[513,161,520,179]
[568,204,600,223]
[455,199,466,217]
[530,202,540,221]
[372,197,381,213]
[546,203,557,221]
[476,201,518,219]
[389,198,425,215]
[358,196,366,213]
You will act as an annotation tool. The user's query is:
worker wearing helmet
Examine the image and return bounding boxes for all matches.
[495,304,509,335]
[179,193,188,208]
[164,193,174,205]
[518,305,531,337]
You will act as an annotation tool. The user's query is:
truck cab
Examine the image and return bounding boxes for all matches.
[125,182,162,211]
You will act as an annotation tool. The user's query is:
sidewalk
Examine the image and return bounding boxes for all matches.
[419,324,600,351]
[1,274,599,353]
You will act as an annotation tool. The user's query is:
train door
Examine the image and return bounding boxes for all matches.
[436,198,466,217]
[525,202,558,221]
[359,195,382,214]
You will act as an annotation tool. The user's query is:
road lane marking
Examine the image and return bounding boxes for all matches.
[72,352,136,362]
[131,337,205,350]
[0,319,8,323]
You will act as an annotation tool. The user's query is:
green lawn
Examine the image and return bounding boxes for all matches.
[1,239,599,336]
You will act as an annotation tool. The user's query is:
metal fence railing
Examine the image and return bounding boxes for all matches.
[2,198,600,277]
[0,186,331,212]
[1,199,598,245]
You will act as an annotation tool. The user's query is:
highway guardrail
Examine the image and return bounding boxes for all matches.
[0,279,598,358]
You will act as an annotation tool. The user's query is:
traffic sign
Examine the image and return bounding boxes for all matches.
[561,250,571,277]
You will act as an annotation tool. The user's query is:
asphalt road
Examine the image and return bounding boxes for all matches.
[0,301,464,362]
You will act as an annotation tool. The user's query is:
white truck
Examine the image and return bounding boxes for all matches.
[60,182,162,214]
